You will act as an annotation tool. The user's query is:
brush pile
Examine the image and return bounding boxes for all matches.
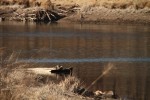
[10,7,65,22]
[0,0,71,22]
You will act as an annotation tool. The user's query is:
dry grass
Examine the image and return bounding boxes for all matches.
[59,76,80,92]
[0,0,150,10]
[0,52,84,100]
[0,71,82,100]
[50,0,150,9]
[0,0,53,9]
[96,0,150,9]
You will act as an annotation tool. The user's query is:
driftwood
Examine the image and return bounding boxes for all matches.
[12,9,65,22]
[0,6,66,22]
[0,4,79,22]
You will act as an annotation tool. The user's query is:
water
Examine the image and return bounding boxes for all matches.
[20,58,150,63]
[0,21,150,100]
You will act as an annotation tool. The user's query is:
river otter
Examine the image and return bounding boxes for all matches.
[51,66,73,75]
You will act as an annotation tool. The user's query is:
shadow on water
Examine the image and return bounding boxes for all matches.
[0,21,150,100]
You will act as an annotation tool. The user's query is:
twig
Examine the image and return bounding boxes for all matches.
[45,11,51,22]
[50,13,57,19]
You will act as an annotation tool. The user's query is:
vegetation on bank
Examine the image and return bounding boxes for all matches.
[50,0,150,9]
[100,0,150,9]
[0,0,67,22]
[0,52,86,100]
[0,0,52,9]
[0,69,83,100]
[0,51,119,100]
[0,0,150,9]
[0,0,150,24]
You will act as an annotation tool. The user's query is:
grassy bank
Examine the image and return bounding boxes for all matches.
[1,0,150,9]
[0,0,52,8]
[50,0,150,24]
[0,69,83,100]
[50,0,150,9]
[0,50,119,100]
[0,52,87,100]
[0,0,150,24]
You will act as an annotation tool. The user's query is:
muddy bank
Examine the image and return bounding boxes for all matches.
[51,0,150,25]
[59,6,150,25]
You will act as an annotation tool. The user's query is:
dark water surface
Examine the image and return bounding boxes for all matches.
[0,22,150,100]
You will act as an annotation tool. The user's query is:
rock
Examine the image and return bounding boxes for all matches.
[103,91,114,98]
[94,90,103,96]
[94,90,120,99]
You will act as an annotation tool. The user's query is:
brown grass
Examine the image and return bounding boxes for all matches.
[101,1,150,9]
[0,0,53,9]
[134,1,150,9]
[0,72,81,100]
[50,0,150,9]
[102,2,133,9]
[0,52,84,100]
[0,0,150,10]
[0,72,82,100]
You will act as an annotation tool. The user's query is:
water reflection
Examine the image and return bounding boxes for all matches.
[0,22,150,100]
[19,58,150,63]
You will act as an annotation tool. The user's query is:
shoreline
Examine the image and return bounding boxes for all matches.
[59,6,150,25]
[59,18,150,26]
[0,51,119,100]
[0,4,150,25]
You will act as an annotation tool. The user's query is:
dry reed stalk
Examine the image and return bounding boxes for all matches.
[81,63,114,95]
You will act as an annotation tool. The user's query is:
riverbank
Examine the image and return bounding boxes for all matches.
[0,51,119,100]
[0,0,150,24]
[59,6,150,25]
[55,0,150,25]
